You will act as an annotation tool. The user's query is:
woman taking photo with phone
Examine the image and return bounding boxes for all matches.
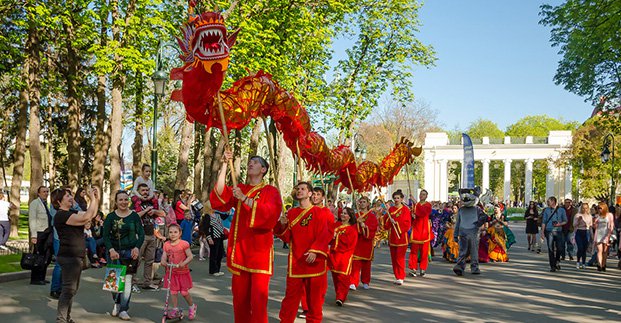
[52,186,100,323]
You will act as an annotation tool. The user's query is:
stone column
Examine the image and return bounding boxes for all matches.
[525,159,534,203]
[546,160,556,199]
[424,156,435,201]
[503,159,512,203]
[564,165,573,200]
[482,159,490,192]
[439,159,448,202]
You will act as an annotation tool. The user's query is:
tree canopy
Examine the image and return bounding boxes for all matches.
[540,0,621,105]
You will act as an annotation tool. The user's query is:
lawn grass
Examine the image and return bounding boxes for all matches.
[8,203,30,240]
[0,254,23,273]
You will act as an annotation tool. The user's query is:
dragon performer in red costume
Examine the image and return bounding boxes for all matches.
[170,8,422,192]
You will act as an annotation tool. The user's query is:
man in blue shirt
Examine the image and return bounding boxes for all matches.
[540,196,567,272]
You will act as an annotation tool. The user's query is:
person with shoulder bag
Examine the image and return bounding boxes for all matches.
[102,190,146,321]
[540,196,567,272]
[28,186,53,285]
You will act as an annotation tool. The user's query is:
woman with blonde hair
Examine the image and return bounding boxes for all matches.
[593,202,614,272]
[573,202,592,269]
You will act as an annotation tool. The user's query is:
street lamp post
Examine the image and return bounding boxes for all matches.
[601,133,615,206]
[151,40,169,188]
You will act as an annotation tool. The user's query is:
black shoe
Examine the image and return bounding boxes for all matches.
[549,268,557,272]
[569,256,574,261]
[336,300,343,307]
[561,256,566,261]
[556,264,561,271]
[44,280,50,284]
[298,311,307,319]
[597,265,602,272]
[602,266,606,272]
[30,281,46,285]
[50,291,61,299]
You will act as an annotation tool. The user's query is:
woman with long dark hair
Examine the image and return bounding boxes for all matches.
[74,187,88,212]
[524,201,539,251]
[329,207,358,306]
[383,189,411,285]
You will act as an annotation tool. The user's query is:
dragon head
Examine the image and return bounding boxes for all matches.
[177,11,239,74]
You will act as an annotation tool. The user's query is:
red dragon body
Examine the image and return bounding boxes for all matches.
[170,11,421,192]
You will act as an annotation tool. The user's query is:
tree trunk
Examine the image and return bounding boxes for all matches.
[91,9,111,193]
[109,77,125,207]
[132,73,144,179]
[248,120,261,157]
[174,118,194,189]
[63,18,81,190]
[200,128,214,205]
[193,123,204,199]
[27,17,43,201]
[10,63,30,237]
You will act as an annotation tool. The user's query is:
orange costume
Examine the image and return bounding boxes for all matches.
[384,205,411,281]
[350,210,378,287]
[409,201,432,272]
[329,223,358,302]
[275,206,331,323]
[210,183,283,323]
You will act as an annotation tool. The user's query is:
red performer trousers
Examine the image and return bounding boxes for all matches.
[231,271,271,323]
[389,246,407,280]
[350,259,372,286]
[332,271,351,302]
[300,287,308,311]
[409,242,430,271]
[279,274,328,323]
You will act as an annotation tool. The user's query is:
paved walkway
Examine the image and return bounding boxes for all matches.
[1,222,620,322]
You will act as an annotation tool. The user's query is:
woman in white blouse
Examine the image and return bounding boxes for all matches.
[593,202,614,272]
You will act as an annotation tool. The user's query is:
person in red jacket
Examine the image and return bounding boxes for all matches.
[349,196,378,290]
[275,181,331,323]
[329,207,358,306]
[384,189,411,285]
[210,149,283,323]
[409,189,432,277]
[292,186,335,319]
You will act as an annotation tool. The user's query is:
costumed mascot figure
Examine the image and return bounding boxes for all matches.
[452,187,488,276]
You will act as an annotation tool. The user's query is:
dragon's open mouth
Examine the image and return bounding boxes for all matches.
[192,25,228,60]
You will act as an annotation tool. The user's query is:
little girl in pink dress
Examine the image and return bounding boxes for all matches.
[161,223,197,320]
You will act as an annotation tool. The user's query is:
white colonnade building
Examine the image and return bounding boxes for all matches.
[423,131,573,203]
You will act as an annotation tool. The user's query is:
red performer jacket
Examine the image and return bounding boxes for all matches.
[410,202,432,244]
[384,205,411,247]
[353,210,378,261]
[274,206,331,278]
[328,223,358,275]
[318,206,336,236]
[210,183,283,275]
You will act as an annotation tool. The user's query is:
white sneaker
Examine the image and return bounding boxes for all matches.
[576,262,580,270]
[349,284,357,291]
[0,245,7,250]
[199,257,206,261]
[119,311,131,321]
[111,304,120,317]
[362,284,370,290]
[408,270,417,277]
[213,272,225,276]
[395,279,403,285]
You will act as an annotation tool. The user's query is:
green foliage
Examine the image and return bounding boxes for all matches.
[540,1,621,104]
[568,115,620,200]
[155,124,180,195]
[466,119,504,139]
[505,115,578,137]
[320,0,436,142]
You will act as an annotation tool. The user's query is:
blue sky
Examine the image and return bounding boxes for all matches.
[332,0,592,131]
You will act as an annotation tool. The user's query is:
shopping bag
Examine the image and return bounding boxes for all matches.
[102,264,127,293]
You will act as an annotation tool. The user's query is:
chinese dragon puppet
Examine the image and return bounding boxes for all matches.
[170,9,422,192]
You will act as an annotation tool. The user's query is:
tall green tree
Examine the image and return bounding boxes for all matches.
[540,1,621,105]
[322,0,436,143]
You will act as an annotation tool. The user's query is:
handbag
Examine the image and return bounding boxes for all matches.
[102,263,127,293]
[20,252,46,270]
